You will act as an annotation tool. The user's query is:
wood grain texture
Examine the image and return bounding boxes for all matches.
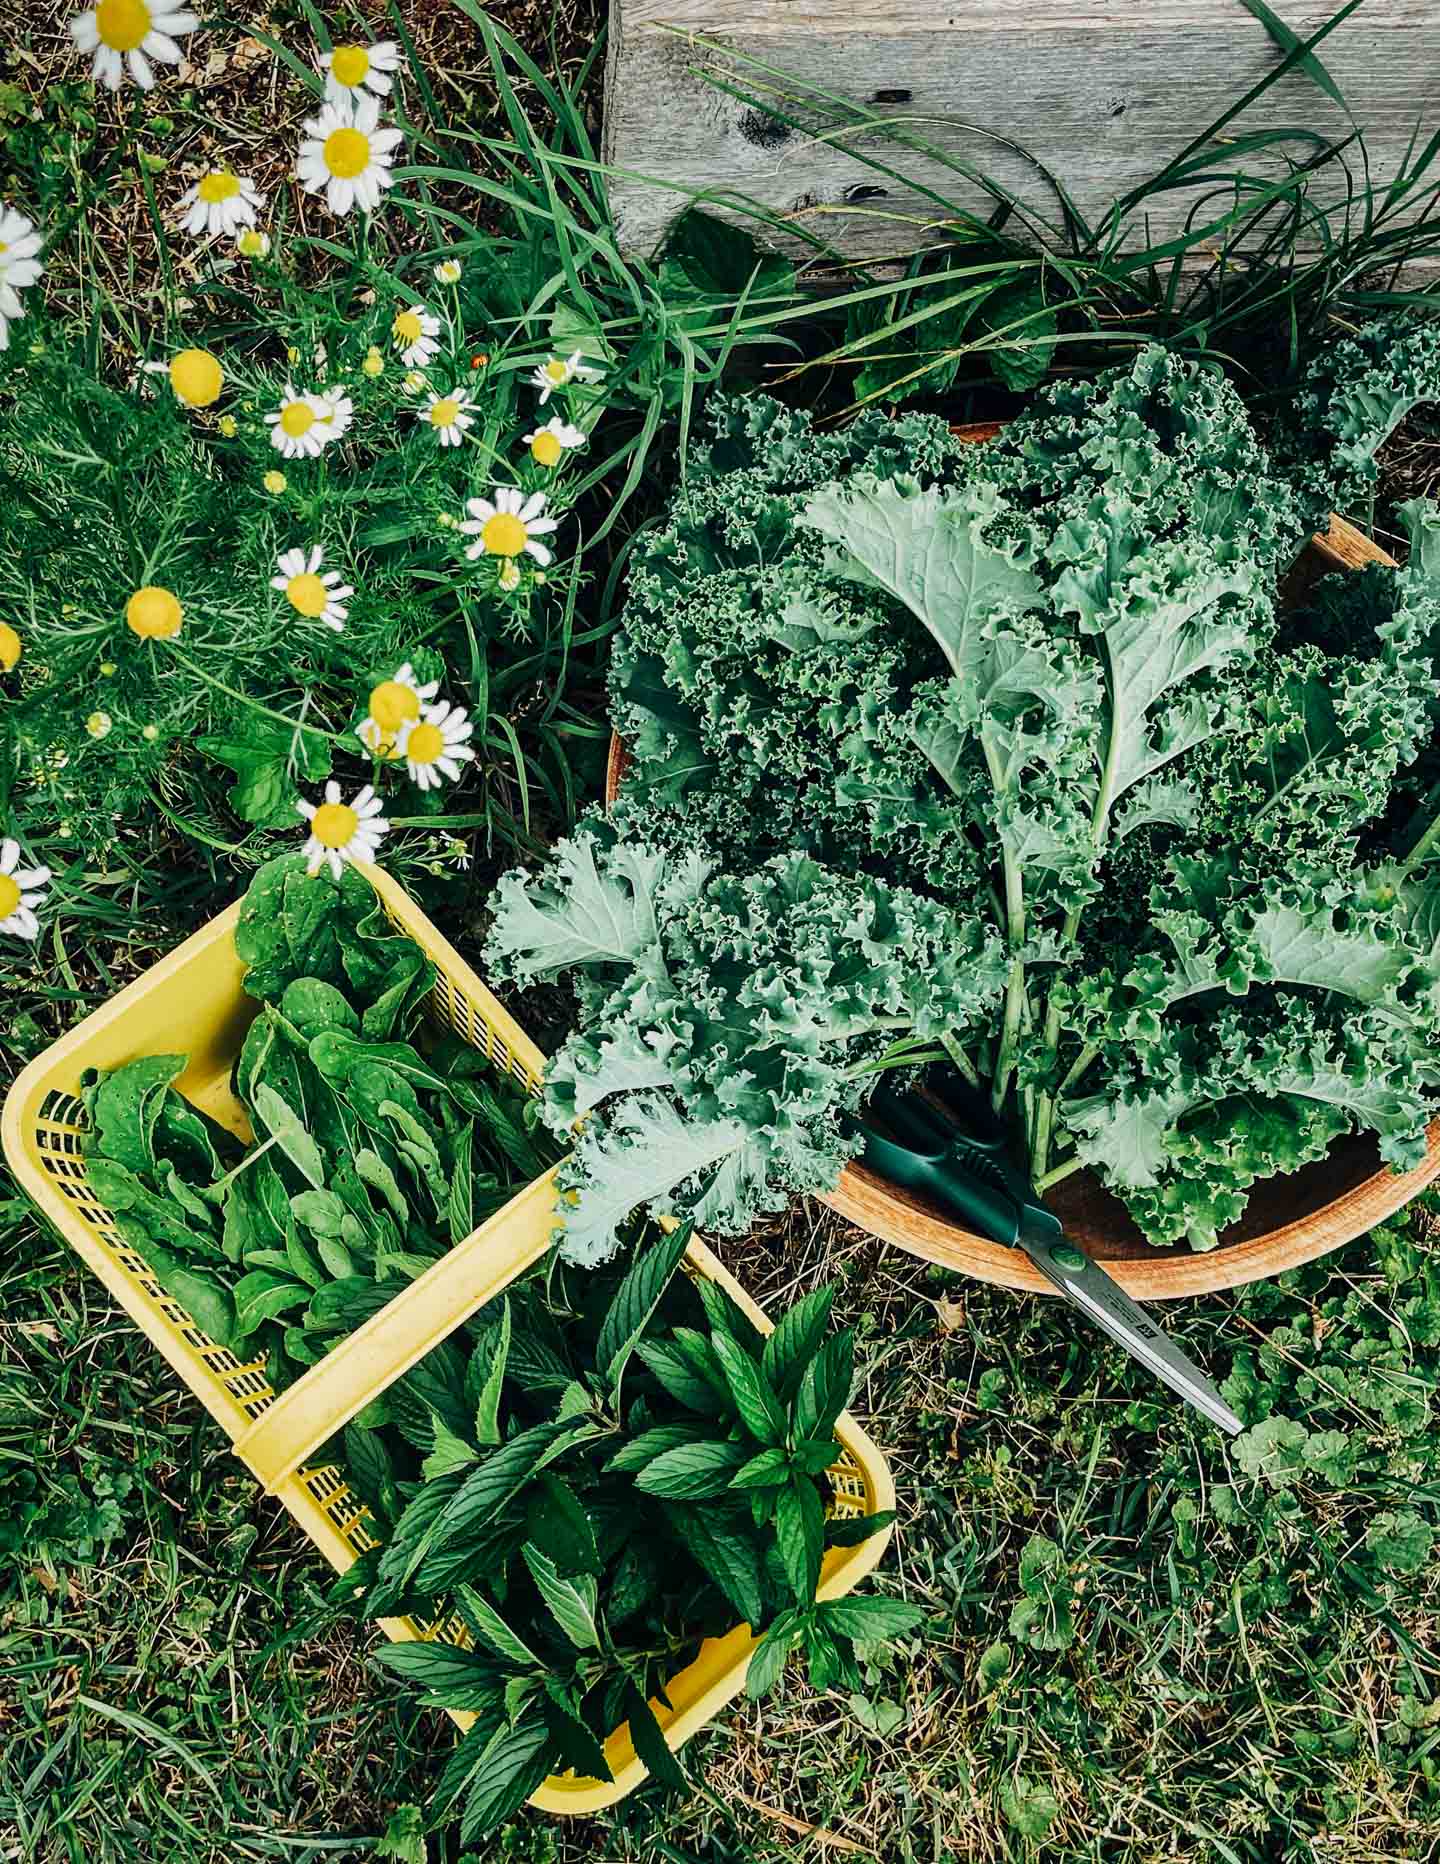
[623,1,1434,30]
[603,423,1432,1296]
[604,1,1440,259]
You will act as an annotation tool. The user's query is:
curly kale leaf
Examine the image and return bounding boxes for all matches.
[486,832,1005,1264]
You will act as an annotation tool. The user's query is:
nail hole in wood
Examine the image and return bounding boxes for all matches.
[871,87,912,104]
[844,184,890,203]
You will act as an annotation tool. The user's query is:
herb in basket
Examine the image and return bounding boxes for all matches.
[332,1224,920,1839]
[80,854,559,1388]
[487,336,1440,1259]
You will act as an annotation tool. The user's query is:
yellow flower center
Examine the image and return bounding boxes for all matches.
[323,127,371,180]
[0,622,20,671]
[544,359,569,384]
[428,398,460,427]
[0,243,8,255]
[368,680,421,733]
[96,0,152,52]
[311,802,359,849]
[169,348,223,407]
[197,171,241,203]
[280,400,316,437]
[393,310,422,345]
[406,721,444,765]
[481,513,528,557]
[530,430,563,467]
[0,874,20,920]
[237,228,267,256]
[125,585,183,639]
[263,470,287,494]
[285,573,330,618]
[330,44,371,86]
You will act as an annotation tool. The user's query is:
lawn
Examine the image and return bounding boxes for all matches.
[3,3,1440,1861]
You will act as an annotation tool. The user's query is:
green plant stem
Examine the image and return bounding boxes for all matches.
[1034,1154,1084,1194]
[200,1130,281,1204]
[939,1029,980,1089]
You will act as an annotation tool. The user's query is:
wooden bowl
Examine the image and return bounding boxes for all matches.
[605,425,1440,1298]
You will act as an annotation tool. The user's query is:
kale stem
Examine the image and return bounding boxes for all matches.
[1058,1041,1100,1096]
[984,740,1026,1115]
[939,1029,980,1088]
[1034,1153,1084,1194]
[1399,798,1440,873]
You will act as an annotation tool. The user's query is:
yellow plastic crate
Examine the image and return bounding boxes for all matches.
[1,862,896,1815]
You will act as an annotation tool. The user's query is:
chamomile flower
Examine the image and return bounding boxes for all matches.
[265,384,336,459]
[297,781,388,880]
[263,470,287,495]
[70,0,198,89]
[125,585,183,639]
[460,487,558,565]
[530,351,603,405]
[522,417,586,467]
[362,345,384,378]
[402,369,426,394]
[0,624,21,671]
[145,347,224,407]
[86,711,113,739]
[0,209,43,353]
[0,838,50,942]
[417,388,475,447]
[177,169,262,239]
[391,303,440,368]
[270,546,352,632]
[433,257,462,284]
[296,95,402,218]
[358,661,440,756]
[320,39,400,104]
[236,227,271,259]
[397,700,475,791]
[315,386,354,441]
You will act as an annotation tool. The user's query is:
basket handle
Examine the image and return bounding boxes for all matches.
[232,1165,564,1493]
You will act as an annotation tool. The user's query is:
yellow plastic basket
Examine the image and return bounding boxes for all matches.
[1,862,896,1815]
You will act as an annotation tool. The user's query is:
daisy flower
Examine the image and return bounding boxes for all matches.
[530,351,603,405]
[297,781,388,880]
[397,700,475,791]
[265,384,337,459]
[70,0,198,90]
[0,838,50,942]
[236,227,271,259]
[433,257,462,284]
[391,303,440,368]
[0,208,44,353]
[417,388,475,448]
[358,661,440,756]
[296,94,402,218]
[270,546,352,632]
[177,169,262,239]
[460,488,559,565]
[320,39,400,104]
[522,417,586,467]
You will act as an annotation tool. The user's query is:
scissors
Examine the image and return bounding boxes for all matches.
[856,1084,1242,1436]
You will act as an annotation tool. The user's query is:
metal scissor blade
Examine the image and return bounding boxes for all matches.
[1018,1221,1243,1437]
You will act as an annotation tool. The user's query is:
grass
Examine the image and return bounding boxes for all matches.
[4,1,1440,1859]
[5,1181,1440,1861]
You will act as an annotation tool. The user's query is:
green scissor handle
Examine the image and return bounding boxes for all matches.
[855,1085,1243,1436]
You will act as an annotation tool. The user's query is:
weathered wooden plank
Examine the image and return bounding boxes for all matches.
[604,2,1440,260]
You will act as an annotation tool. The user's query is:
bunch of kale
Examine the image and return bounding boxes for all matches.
[489,337,1440,1255]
